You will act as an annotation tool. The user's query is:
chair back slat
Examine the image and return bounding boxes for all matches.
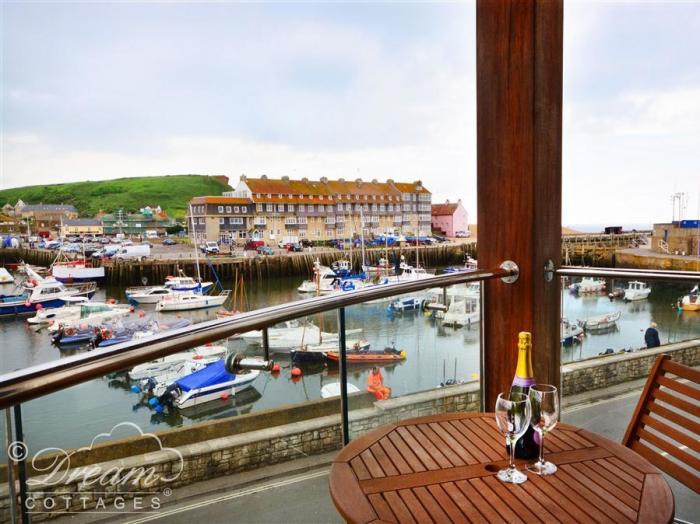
[622,354,700,494]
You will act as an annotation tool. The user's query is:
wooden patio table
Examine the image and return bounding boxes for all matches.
[329,412,674,523]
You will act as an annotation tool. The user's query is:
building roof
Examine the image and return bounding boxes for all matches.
[63,219,102,227]
[190,196,253,205]
[21,204,77,213]
[431,203,459,216]
[237,175,422,204]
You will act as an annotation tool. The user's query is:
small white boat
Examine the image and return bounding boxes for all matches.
[0,268,14,284]
[126,286,176,304]
[382,263,434,284]
[163,273,214,293]
[561,318,583,345]
[320,383,361,399]
[129,344,228,382]
[679,285,700,312]
[154,360,260,409]
[442,298,480,327]
[569,277,606,294]
[44,302,133,331]
[155,290,231,312]
[623,281,651,302]
[388,297,423,312]
[240,321,363,351]
[27,296,91,325]
[578,311,621,332]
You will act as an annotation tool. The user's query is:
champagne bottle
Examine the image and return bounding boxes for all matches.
[507,331,539,459]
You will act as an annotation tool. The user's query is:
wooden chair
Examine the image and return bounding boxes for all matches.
[622,354,700,494]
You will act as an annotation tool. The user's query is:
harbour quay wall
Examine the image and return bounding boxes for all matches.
[614,248,700,271]
[0,244,476,286]
[561,338,700,396]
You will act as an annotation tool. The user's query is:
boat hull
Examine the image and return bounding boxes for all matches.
[156,295,228,312]
[325,352,406,364]
[176,372,259,409]
[53,267,106,282]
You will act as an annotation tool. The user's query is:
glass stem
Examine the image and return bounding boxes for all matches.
[509,436,516,470]
[538,430,545,465]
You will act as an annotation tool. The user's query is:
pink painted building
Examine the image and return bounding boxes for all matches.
[431,199,469,237]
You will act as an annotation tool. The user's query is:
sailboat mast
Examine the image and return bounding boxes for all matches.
[189,204,202,283]
[360,208,366,270]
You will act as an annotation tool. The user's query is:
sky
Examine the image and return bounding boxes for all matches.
[1,0,699,225]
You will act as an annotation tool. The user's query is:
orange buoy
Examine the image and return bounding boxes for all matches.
[35,303,43,310]
[291,367,302,377]
[129,306,135,313]
[220,392,230,400]
[271,363,281,373]
[138,310,146,318]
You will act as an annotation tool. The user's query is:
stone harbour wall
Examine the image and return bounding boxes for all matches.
[561,338,700,396]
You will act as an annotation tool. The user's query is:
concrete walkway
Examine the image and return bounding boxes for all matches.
[56,382,699,524]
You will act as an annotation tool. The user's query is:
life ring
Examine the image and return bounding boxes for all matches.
[341,281,355,292]
[101,328,112,339]
[65,327,76,336]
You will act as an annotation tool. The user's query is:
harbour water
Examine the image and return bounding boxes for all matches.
[0,273,698,456]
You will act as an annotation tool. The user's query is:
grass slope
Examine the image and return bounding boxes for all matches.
[0,175,232,219]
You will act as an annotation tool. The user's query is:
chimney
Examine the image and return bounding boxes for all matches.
[260,174,268,180]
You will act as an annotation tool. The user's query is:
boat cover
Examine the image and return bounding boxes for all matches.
[176,360,233,392]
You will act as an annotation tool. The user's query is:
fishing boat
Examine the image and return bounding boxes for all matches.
[363,257,393,275]
[42,301,133,330]
[326,345,406,364]
[51,256,105,283]
[443,255,478,274]
[163,271,214,293]
[0,270,96,316]
[387,297,423,312]
[155,290,231,312]
[154,360,260,409]
[623,281,651,302]
[679,285,700,311]
[320,383,361,399]
[561,318,584,345]
[442,298,480,327]
[0,268,13,284]
[578,311,621,332]
[297,260,366,294]
[290,339,370,363]
[129,344,229,381]
[569,277,606,294]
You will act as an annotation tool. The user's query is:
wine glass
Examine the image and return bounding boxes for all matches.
[494,391,531,484]
[527,384,559,475]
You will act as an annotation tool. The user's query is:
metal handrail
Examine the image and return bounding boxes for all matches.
[0,264,516,409]
[558,266,700,281]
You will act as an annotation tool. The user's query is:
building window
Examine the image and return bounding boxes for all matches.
[267,193,272,198]
[299,204,305,212]
[371,204,377,211]
[240,231,247,238]
[298,216,308,224]
[199,218,205,224]
[318,204,325,211]
[256,193,261,198]
[288,204,294,212]
[277,204,284,212]
[234,206,239,213]
[299,230,306,238]
[308,205,314,212]
[266,204,274,212]
[316,230,321,237]
[230,217,243,224]
[256,204,263,212]
[218,206,224,213]
[241,206,247,213]
[364,195,368,201]
[226,206,232,213]
[219,218,225,224]
[278,194,282,199]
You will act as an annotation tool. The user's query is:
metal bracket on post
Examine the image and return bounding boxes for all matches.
[544,259,555,282]
[499,260,520,284]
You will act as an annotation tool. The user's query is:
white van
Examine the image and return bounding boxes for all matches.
[114,244,151,261]
[145,230,159,239]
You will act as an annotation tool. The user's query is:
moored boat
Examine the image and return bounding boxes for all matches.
[679,285,700,312]
[128,344,229,381]
[125,286,176,304]
[326,345,406,364]
[155,290,230,312]
[52,258,105,283]
[44,301,133,330]
[442,298,480,327]
[623,281,651,302]
[569,277,606,294]
[578,311,621,332]
[0,268,14,284]
[388,297,423,312]
[0,271,96,316]
[320,383,361,398]
[561,317,584,345]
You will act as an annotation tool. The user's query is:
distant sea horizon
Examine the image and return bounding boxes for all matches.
[564,223,653,233]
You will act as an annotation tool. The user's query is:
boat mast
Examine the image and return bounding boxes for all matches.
[359,208,366,271]
[189,204,202,285]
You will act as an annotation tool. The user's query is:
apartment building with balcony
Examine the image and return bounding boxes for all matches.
[218,175,431,243]
[188,196,254,243]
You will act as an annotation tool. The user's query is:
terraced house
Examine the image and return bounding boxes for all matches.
[190,175,432,244]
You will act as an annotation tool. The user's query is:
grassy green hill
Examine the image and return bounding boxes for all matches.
[0,175,232,219]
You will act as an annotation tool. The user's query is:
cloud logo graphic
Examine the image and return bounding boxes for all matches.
[28,421,184,489]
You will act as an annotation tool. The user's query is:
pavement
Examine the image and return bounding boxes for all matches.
[54,382,698,524]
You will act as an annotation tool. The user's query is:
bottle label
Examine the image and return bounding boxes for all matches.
[512,375,535,387]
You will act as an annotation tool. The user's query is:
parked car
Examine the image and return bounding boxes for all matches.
[99,237,111,244]
[45,240,62,250]
[245,240,266,251]
[432,235,448,243]
[92,245,121,259]
[114,244,150,261]
[162,238,176,246]
[299,239,313,248]
[141,241,154,248]
[200,241,220,254]
[285,243,303,252]
[455,230,469,238]
[256,246,274,256]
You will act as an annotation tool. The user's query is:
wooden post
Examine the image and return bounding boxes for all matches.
[477,0,563,408]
